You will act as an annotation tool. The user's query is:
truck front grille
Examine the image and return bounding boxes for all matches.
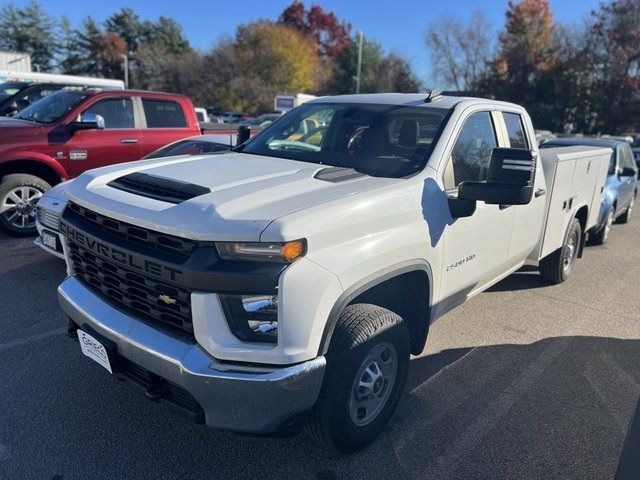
[66,202,198,259]
[67,240,195,341]
[37,206,60,230]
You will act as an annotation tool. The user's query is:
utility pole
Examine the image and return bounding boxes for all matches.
[355,30,364,94]
[121,54,129,88]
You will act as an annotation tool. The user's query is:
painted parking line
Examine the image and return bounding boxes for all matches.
[0,328,66,355]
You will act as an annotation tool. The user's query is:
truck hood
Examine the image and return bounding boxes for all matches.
[66,152,399,241]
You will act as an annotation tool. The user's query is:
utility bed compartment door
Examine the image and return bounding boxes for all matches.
[537,146,611,259]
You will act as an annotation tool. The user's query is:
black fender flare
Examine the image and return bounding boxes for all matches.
[317,260,434,356]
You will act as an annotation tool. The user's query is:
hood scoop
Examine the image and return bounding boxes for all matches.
[107,172,210,204]
[314,167,364,183]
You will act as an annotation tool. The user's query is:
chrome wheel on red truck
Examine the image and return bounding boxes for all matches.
[0,174,50,236]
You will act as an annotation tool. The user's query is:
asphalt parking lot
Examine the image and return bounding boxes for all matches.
[1,218,639,480]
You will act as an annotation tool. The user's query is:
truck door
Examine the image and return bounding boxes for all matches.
[439,111,515,304]
[618,144,637,210]
[500,111,547,261]
[65,97,141,177]
[139,98,194,157]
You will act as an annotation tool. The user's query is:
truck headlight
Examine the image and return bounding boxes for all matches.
[216,240,305,263]
[219,294,278,343]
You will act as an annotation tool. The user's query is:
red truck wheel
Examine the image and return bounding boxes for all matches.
[0,174,51,237]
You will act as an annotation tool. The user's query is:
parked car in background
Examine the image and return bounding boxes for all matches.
[239,113,281,128]
[600,134,633,143]
[535,129,556,146]
[34,134,232,258]
[142,134,232,159]
[541,137,638,244]
[0,71,124,116]
[194,107,210,123]
[630,137,640,171]
[220,112,248,124]
[0,88,201,236]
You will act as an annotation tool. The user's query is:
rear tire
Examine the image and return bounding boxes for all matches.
[309,304,410,454]
[539,218,581,284]
[0,174,51,237]
[616,195,634,224]
[588,208,614,245]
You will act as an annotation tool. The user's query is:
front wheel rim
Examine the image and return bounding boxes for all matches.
[628,197,634,219]
[349,342,398,427]
[1,186,43,230]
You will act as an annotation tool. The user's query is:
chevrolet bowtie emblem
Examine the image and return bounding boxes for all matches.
[158,294,177,305]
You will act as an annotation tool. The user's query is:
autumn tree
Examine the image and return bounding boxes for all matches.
[425,11,494,92]
[279,1,351,59]
[231,21,320,112]
[478,0,557,127]
[587,0,640,132]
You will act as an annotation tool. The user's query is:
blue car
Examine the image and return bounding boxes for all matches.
[541,137,638,244]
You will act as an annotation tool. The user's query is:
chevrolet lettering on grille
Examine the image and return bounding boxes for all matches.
[60,221,183,282]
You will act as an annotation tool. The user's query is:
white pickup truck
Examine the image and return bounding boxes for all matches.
[55,93,610,453]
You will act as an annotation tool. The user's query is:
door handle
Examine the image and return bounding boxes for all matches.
[535,188,546,198]
[120,138,139,144]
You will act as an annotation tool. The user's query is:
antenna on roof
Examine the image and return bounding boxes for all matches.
[425,90,441,103]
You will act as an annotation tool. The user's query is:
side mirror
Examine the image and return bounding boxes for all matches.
[620,166,637,177]
[2,102,18,117]
[237,125,251,145]
[71,113,105,131]
[458,147,536,206]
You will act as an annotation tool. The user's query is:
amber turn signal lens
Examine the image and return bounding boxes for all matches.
[282,240,304,262]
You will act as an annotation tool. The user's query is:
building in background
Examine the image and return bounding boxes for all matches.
[0,51,31,72]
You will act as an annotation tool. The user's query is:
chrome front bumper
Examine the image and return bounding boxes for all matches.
[57,276,326,433]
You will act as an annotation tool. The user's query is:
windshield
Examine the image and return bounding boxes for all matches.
[240,102,448,178]
[143,139,231,159]
[14,90,90,124]
[0,81,26,103]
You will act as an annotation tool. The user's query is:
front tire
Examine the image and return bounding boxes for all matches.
[0,174,51,236]
[539,218,582,284]
[616,195,634,224]
[309,304,410,454]
[588,208,614,245]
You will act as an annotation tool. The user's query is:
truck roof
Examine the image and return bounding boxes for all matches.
[83,89,191,100]
[308,93,524,111]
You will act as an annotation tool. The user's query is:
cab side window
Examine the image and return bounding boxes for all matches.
[620,144,636,170]
[444,112,497,189]
[503,112,529,149]
[83,98,134,129]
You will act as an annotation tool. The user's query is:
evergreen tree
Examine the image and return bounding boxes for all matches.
[0,0,58,70]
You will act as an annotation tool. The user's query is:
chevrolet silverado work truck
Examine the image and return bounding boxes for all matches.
[0,89,200,236]
[55,94,610,453]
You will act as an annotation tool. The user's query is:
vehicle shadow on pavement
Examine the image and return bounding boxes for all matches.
[2,333,639,480]
[615,392,640,480]
[486,264,551,292]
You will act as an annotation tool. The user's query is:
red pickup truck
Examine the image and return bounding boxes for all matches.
[0,89,201,236]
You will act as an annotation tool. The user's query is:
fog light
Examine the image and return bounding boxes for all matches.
[220,294,278,343]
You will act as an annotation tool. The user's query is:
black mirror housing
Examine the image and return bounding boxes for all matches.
[70,113,105,132]
[620,166,637,177]
[458,148,536,206]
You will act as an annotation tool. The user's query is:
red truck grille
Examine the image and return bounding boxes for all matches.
[67,239,195,341]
